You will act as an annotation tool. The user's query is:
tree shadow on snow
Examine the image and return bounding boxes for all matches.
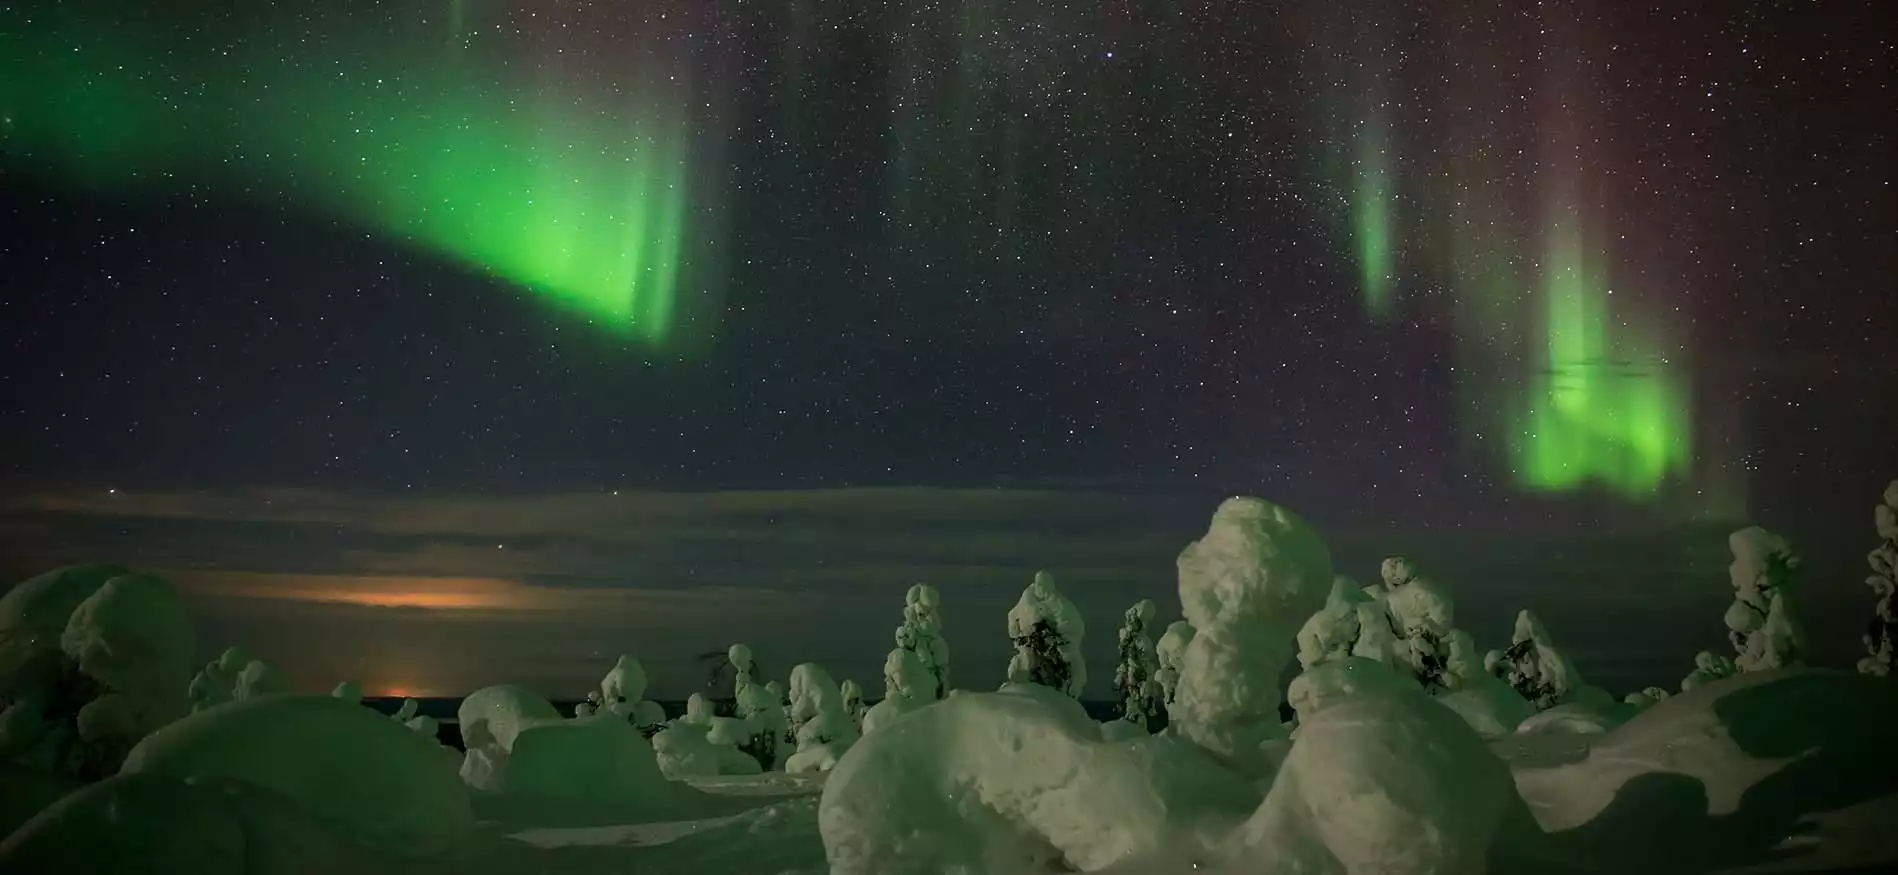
[1504,674,1898,875]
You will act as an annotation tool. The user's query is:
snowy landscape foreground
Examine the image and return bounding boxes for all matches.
[2,493,1897,874]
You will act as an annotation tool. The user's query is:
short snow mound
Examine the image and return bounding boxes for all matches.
[1222,659,1517,874]
[0,771,400,875]
[456,684,562,791]
[119,693,473,856]
[1435,675,1537,738]
[1511,668,1898,837]
[819,685,1258,873]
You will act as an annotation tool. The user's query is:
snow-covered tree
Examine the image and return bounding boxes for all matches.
[1681,650,1736,692]
[1111,599,1161,730]
[1378,557,1481,694]
[1483,610,1584,710]
[1005,571,1086,698]
[1725,527,1805,672]
[1859,480,1898,676]
[728,644,785,769]
[1171,498,1332,772]
[784,663,858,773]
[897,583,951,699]
[0,567,195,781]
[331,681,363,703]
[1623,686,1671,711]
[1153,620,1194,712]
[861,647,938,734]
[591,654,667,737]
[839,679,866,731]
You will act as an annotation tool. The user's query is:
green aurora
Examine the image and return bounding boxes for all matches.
[0,14,689,342]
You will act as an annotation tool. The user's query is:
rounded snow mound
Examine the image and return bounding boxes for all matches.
[120,693,473,856]
[0,564,129,696]
[456,684,562,791]
[1513,668,1898,837]
[1436,675,1537,738]
[651,723,763,778]
[819,685,1258,874]
[0,771,400,875]
[1221,662,1517,874]
[1515,700,1635,736]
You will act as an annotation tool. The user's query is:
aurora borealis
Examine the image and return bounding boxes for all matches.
[1,3,698,340]
[3,0,1893,693]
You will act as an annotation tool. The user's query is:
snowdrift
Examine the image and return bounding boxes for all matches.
[819,683,1259,873]
[119,693,473,856]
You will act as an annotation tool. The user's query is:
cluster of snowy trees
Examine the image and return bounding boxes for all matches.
[1861,480,1898,676]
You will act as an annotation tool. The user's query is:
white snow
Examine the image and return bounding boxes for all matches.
[1152,619,1194,716]
[1170,497,1331,774]
[819,684,1259,874]
[330,681,362,703]
[1221,657,1519,875]
[1005,570,1087,698]
[897,583,951,698]
[1378,556,1483,693]
[119,692,473,855]
[860,645,939,735]
[1111,598,1161,731]
[1486,609,1586,710]
[1726,526,1806,672]
[457,684,563,792]
[1860,481,1898,675]
[783,663,858,774]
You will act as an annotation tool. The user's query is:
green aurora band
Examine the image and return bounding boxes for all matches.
[0,15,688,342]
[1351,122,1396,322]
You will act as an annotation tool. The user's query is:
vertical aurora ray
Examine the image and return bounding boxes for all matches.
[1351,118,1396,321]
[0,8,695,343]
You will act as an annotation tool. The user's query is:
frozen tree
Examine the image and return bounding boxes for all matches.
[1623,686,1671,710]
[839,679,866,731]
[1378,557,1482,694]
[1171,498,1332,772]
[1484,610,1584,710]
[861,647,938,735]
[234,658,285,701]
[331,681,363,704]
[1005,571,1086,698]
[1859,481,1898,676]
[1681,650,1737,692]
[1725,527,1805,672]
[0,568,195,781]
[1111,599,1161,731]
[393,697,420,723]
[1294,575,1405,673]
[897,583,951,698]
[728,644,786,769]
[1153,620,1194,713]
[593,654,667,736]
[784,663,858,773]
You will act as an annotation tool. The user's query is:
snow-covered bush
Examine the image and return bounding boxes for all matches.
[1111,598,1161,731]
[729,644,787,769]
[1725,526,1805,672]
[1859,480,1898,676]
[1378,556,1482,693]
[455,684,562,792]
[1005,570,1086,698]
[1153,619,1194,714]
[186,646,251,713]
[839,679,866,731]
[1484,609,1584,710]
[860,647,937,735]
[591,654,667,737]
[502,714,683,813]
[1622,686,1671,710]
[393,697,419,722]
[1434,675,1537,738]
[1171,497,1332,773]
[1294,574,1407,675]
[818,684,1260,873]
[1681,650,1736,692]
[649,693,761,778]
[785,663,858,773]
[0,566,195,781]
[330,681,362,703]
[120,693,473,855]
[1222,657,1518,874]
[897,583,951,698]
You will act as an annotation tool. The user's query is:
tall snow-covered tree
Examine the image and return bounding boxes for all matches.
[784,663,858,773]
[728,644,785,769]
[1484,610,1584,710]
[1153,620,1194,712]
[1111,599,1161,730]
[1859,480,1898,676]
[1725,527,1805,672]
[896,583,951,699]
[1377,557,1481,694]
[1005,571,1086,698]
[839,678,866,731]
[860,647,937,735]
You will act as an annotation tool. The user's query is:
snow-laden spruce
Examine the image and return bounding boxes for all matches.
[1152,619,1194,719]
[1484,609,1585,710]
[784,663,858,773]
[1111,599,1162,732]
[1006,570,1087,697]
[860,646,938,735]
[330,681,362,703]
[1378,556,1483,693]
[1295,574,1406,673]
[728,644,787,769]
[585,654,667,737]
[1725,526,1805,672]
[1171,497,1332,775]
[0,565,195,781]
[896,583,951,698]
[649,693,761,778]
[1681,650,1737,691]
[839,678,866,731]
[1859,480,1898,676]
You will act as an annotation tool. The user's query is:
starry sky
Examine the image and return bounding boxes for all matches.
[2,0,1893,699]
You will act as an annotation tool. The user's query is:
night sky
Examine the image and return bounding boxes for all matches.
[2,0,1893,699]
